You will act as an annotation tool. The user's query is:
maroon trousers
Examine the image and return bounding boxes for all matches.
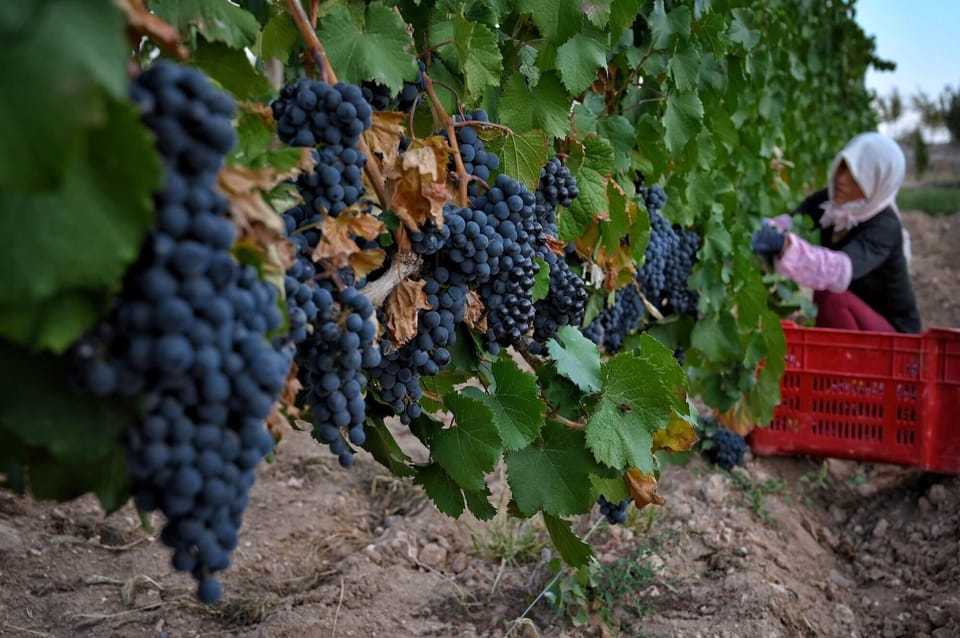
[813,290,896,333]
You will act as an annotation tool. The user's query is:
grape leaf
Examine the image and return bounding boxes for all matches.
[585,350,679,473]
[625,468,665,507]
[498,72,572,143]
[362,419,415,478]
[194,40,270,100]
[431,394,501,492]
[590,475,631,502]
[483,129,549,191]
[464,486,498,521]
[662,90,703,152]
[580,0,614,27]
[669,43,702,92]
[532,257,551,302]
[729,8,761,50]
[547,327,602,394]
[505,421,598,516]
[149,0,260,49]
[609,0,641,31]
[0,343,135,466]
[454,18,504,101]
[413,463,465,517]
[648,0,691,49]
[0,98,160,351]
[516,0,584,42]
[596,115,636,172]
[462,356,545,451]
[261,11,299,61]
[542,513,593,566]
[318,4,419,94]
[0,0,128,192]
[537,365,583,419]
[556,32,608,95]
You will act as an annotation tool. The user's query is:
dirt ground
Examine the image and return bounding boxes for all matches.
[0,208,958,637]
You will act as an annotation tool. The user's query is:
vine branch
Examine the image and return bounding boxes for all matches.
[360,252,422,308]
[421,72,471,207]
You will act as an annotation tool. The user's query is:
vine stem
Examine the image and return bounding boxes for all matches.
[503,515,606,638]
[550,412,586,431]
[284,0,389,211]
[360,252,422,308]
[421,72,471,207]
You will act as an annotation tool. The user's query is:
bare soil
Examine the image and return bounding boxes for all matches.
[0,212,957,638]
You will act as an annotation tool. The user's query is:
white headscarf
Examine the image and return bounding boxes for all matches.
[819,132,905,231]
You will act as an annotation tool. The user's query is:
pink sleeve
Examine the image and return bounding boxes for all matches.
[775,233,852,293]
[766,214,793,232]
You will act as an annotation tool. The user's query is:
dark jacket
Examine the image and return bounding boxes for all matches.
[794,189,921,333]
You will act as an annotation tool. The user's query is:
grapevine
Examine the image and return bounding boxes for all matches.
[0,0,887,614]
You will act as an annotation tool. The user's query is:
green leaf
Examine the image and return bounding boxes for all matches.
[498,72,572,143]
[431,393,501,492]
[0,98,160,351]
[561,134,615,241]
[542,513,593,566]
[414,463,465,517]
[648,0,691,49]
[596,115,635,172]
[586,350,678,473]
[537,365,583,419]
[662,90,703,152]
[590,475,630,502]
[452,18,504,100]
[194,40,270,100]
[149,0,261,49]
[547,326,602,394]
[362,419,415,478]
[318,4,418,94]
[609,0,641,32]
[484,130,550,191]
[532,257,551,302]
[0,0,128,192]
[505,422,599,516]
[690,313,742,360]
[519,44,541,87]
[464,486,498,521]
[556,33,608,95]
[729,8,761,50]
[669,43,701,92]
[0,343,134,466]
[462,356,545,451]
[517,0,584,42]
[261,11,300,61]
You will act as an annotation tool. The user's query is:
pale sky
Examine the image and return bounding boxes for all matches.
[856,0,960,140]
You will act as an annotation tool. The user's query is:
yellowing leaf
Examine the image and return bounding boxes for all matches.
[332,209,386,241]
[349,248,386,279]
[386,278,431,346]
[652,413,699,453]
[625,468,665,508]
[312,216,359,269]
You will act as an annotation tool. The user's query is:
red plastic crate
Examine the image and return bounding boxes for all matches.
[749,321,960,472]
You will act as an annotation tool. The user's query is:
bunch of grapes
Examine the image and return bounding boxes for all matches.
[637,207,700,317]
[396,61,426,113]
[70,61,290,603]
[272,78,372,148]
[361,80,394,111]
[582,283,646,353]
[639,184,667,213]
[534,157,578,236]
[442,110,501,193]
[597,495,631,525]
[702,425,749,471]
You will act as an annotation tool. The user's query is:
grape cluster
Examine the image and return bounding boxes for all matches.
[297,287,380,466]
[272,78,372,148]
[361,80,394,111]
[703,426,749,471]
[444,110,501,193]
[70,61,290,603]
[639,184,667,213]
[527,158,587,352]
[582,283,646,353]
[597,495,631,525]
[637,207,699,317]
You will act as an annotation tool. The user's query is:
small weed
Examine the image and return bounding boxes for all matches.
[799,460,831,508]
[727,470,787,525]
[545,531,678,630]
[469,516,547,566]
[846,472,869,487]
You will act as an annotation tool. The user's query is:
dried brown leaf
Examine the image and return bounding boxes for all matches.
[387,137,452,230]
[364,112,407,179]
[464,290,487,332]
[312,216,357,269]
[333,209,386,241]
[625,469,665,508]
[386,279,431,346]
